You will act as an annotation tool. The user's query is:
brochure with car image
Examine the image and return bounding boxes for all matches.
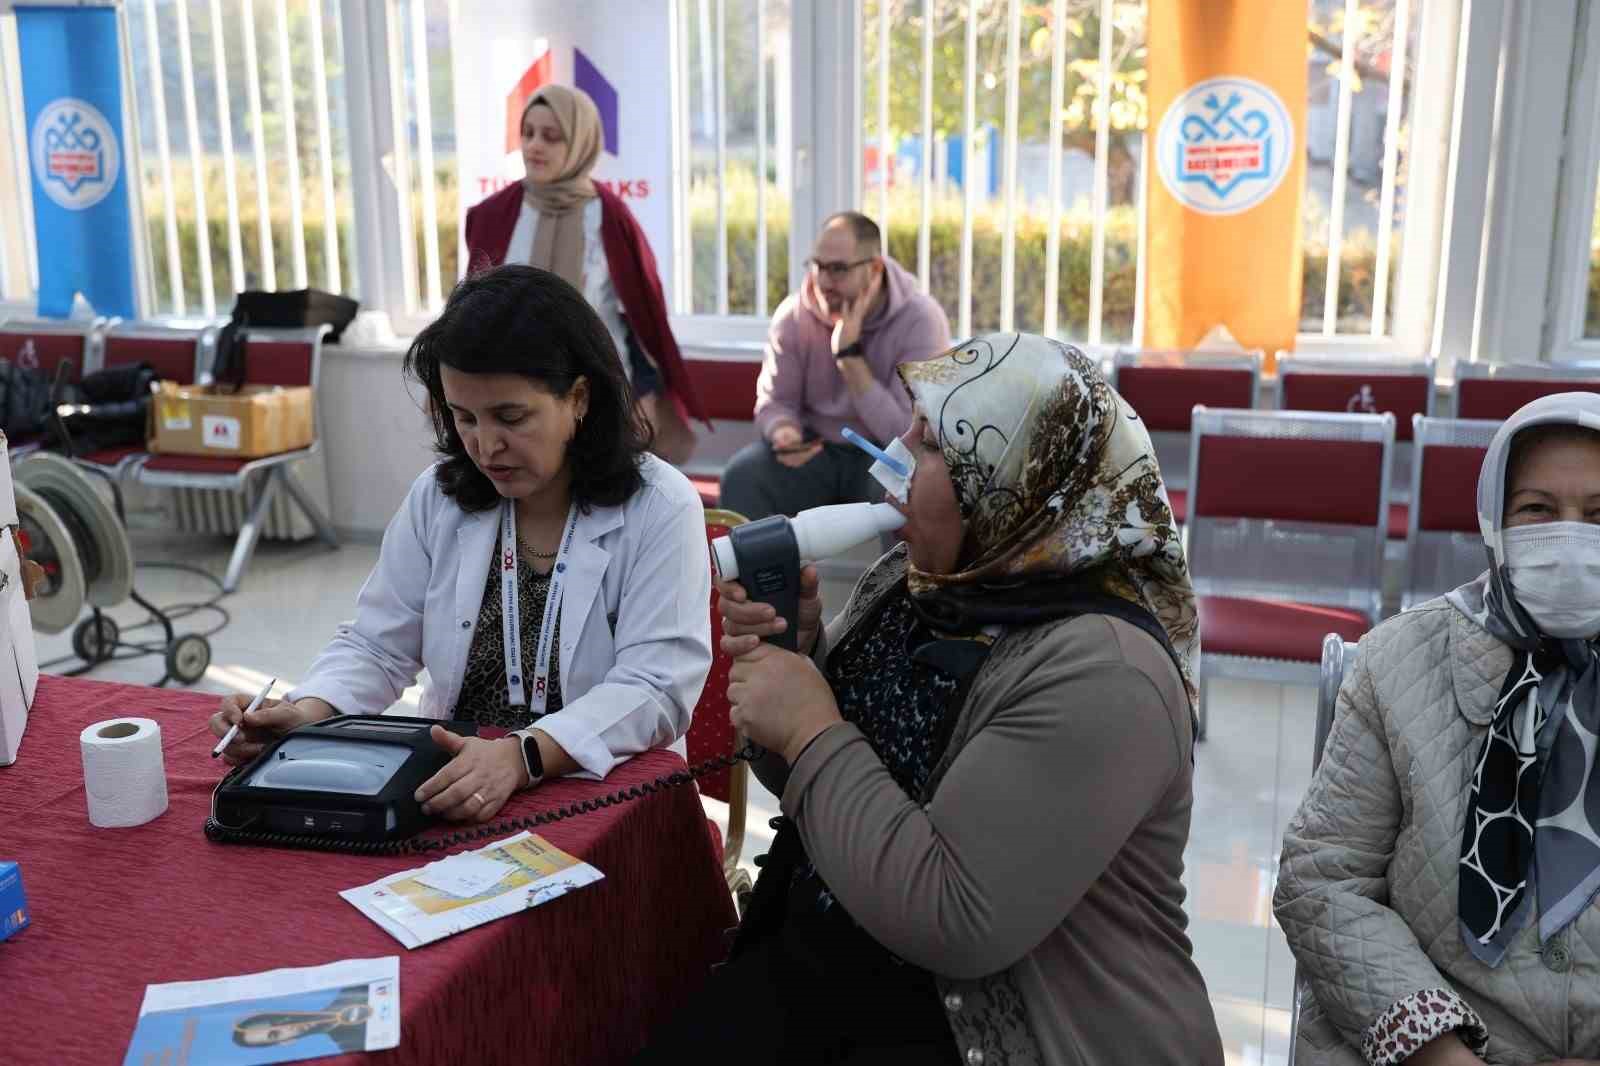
[340,831,604,949]
[122,956,399,1066]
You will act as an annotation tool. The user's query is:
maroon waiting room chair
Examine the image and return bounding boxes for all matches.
[1184,407,1394,737]
[1110,348,1262,525]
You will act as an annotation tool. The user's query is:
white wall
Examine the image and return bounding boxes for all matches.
[318,346,437,538]
[318,342,763,537]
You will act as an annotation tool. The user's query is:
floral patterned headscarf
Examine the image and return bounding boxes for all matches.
[897,332,1199,703]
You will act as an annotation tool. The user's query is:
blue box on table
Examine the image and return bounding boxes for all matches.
[0,861,29,940]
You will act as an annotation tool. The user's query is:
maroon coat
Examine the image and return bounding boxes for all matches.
[463,182,708,425]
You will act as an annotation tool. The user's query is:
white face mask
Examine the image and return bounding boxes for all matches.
[869,436,917,504]
[1501,522,1600,638]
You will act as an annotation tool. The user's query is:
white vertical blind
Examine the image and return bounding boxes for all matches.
[917,0,934,290]
[141,0,185,313]
[207,0,245,297]
[669,0,691,313]
[273,0,308,288]
[998,0,1021,332]
[309,0,343,295]
[958,2,977,339]
[1087,0,1114,344]
[714,0,728,316]
[241,0,276,291]
[1042,0,1067,338]
[1321,0,1361,335]
[876,0,889,229]
[1371,0,1412,337]
[173,0,216,316]
[0,16,38,294]
[755,1,768,316]
[406,0,439,308]
[384,2,419,311]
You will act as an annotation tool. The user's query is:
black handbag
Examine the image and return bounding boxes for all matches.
[0,360,60,439]
[52,362,157,455]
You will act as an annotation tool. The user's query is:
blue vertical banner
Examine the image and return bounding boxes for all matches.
[15,4,136,319]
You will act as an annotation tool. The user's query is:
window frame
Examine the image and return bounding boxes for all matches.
[1543,0,1600,363]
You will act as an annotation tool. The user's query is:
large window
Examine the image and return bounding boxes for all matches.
[1302,0,1419,338]
[859,0,1144,343]
[0,0,1449,352]
[853,0,1423,347]
[676,0,793,319]
[126,0,359,317]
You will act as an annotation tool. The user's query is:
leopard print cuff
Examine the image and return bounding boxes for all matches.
[1361,987,1489,1066]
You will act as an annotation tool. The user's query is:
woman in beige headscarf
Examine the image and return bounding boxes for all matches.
[465,84,704,464]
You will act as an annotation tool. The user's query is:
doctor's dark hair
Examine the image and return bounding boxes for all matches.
[404,264,651,512]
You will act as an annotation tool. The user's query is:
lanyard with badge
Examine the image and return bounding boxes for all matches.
[500,499,580,712]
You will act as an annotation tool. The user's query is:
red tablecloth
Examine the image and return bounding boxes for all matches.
[0,676,736,1066]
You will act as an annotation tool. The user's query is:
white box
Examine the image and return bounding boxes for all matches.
[0,527,36,765]
[0,431,35,766]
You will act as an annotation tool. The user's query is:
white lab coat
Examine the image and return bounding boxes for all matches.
[289,455,711,779]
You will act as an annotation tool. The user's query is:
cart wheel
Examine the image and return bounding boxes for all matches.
[72,615,120,663]
[166,634,212,685]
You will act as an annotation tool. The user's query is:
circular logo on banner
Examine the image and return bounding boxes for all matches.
[1155,76,1293,216]
[30,97,120,211]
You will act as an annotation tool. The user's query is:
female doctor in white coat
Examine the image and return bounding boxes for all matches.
[209,265,712,822]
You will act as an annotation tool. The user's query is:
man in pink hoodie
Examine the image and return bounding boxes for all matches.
[719,212,952,520]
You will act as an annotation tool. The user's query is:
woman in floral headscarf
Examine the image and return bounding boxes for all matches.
[636,334,1221,1066]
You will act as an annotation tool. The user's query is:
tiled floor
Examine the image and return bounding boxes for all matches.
[37,515,1315,1065]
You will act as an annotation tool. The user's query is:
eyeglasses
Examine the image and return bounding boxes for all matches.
[806,257,875,281]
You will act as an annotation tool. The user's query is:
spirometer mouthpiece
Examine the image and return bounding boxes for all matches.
[710,502,906,582]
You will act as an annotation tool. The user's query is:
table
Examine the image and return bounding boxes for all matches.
[0,676,737,1065]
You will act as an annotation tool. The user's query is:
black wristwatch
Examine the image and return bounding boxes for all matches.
[512,728,545,788]
[836,341,864,359]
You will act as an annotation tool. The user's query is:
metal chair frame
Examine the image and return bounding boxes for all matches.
[76,322,218,479]
[129,325,338,593]
[702,507,753,907]
[1286,634,1359,1064]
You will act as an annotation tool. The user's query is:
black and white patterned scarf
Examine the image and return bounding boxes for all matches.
[1448,392,1600,966]
[1453,595,1600,965]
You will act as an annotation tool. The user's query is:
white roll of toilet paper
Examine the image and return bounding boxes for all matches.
[79,717,168,828]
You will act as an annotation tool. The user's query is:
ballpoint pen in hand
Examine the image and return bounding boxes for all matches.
[211,677,278,759]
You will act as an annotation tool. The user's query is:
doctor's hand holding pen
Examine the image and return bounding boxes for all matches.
[207,689,336,765]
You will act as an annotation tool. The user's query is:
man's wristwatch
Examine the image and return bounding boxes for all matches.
[835,341,864,359]
[512,728,545,788]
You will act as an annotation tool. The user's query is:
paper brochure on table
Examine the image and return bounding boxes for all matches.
[340,831,603,949]
[122,956,399,1066]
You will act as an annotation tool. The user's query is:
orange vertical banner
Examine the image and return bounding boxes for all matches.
[1144,1,1307,362]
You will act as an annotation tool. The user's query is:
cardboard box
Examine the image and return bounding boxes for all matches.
[0,861,30,941]
[0,432,37,767]
[149,382,315,459]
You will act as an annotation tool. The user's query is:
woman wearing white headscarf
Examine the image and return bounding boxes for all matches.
[637,333,1221,1065]
[465,84,704,463]
[1277,392,1600,1065]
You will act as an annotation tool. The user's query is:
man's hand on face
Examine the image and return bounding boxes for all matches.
[829,263,883,357]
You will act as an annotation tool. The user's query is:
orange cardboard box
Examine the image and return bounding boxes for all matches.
[149,382,314,459]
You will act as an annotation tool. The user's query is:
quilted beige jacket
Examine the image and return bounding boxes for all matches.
[1275,597,1600,1064]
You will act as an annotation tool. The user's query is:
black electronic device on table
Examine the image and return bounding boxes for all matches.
[207,715,474,845]
[204,712,758,856]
